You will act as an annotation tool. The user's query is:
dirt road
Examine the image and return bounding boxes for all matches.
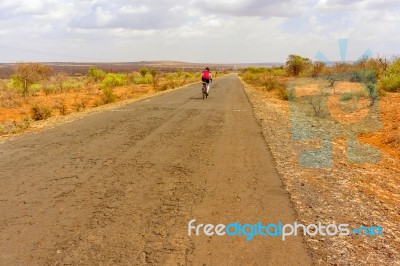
[0,75,311,265]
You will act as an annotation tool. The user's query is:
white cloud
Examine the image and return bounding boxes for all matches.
[118,5,149,14]
[14,0,46,14]
[191,0,309,17]
[0,0,399,62]
[94,6,113,26]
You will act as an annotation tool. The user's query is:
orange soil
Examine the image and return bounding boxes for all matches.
[360,93,400,160]
[0,85,152,125]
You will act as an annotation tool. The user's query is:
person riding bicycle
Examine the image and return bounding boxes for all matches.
[201,67,212,96]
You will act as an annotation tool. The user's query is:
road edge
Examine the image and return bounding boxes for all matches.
[237,74,315,264]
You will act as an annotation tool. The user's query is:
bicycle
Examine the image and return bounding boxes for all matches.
[201,82,208,99]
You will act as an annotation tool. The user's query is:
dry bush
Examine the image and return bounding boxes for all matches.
[158,84,169,91]
[41,82,57,96]
[93,99,103,107]
[277,86,295,101]
[73,96,90,112]
[0,121,18,135]
[0,89,23,108]
[101,88,116,104]
[134,85,150,94]
[308,94,325,117]
[53,99,69,116]
[0,117,31,135]
[261,76,285,92]
[31,105,52,121]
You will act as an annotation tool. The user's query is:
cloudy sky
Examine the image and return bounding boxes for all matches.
[0,0,399,63]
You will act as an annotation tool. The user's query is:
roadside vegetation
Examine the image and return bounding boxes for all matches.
[240,54,400,102]
[239,53,400,162]
[0,63,205,135]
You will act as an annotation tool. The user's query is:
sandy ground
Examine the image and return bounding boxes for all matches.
[242,78,400,265]
[0,75,311,265]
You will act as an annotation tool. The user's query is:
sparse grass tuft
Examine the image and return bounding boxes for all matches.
[340,92,354,101]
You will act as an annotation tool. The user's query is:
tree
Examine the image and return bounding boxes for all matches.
[12,63,52,95]
[286,55,310,76]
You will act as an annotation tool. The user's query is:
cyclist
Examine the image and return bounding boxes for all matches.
[201,67,212,96]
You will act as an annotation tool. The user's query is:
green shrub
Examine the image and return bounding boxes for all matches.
[8,77,23,91]
[350,70,377,84]
[133,73,153,85]
[381,74,400,92]
[381,59,400,92]
[382,76,400,92]
[101,73,126,89]
[88,67,106,82]
[340,92,354,101]
[30,84,42,94]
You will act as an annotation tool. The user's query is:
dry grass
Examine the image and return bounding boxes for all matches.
[0,72,202,136]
